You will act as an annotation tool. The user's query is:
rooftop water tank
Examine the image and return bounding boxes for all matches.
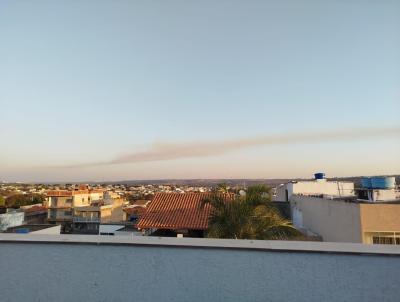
[314,173,325,180]
[371,177,396,189]
[361,177,372,189]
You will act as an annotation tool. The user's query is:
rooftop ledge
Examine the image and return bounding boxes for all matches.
[0,234,399,256]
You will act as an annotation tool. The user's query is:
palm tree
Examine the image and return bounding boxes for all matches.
[201,185,302,240]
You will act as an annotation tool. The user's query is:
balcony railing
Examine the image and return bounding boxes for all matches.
[73,216,100,223]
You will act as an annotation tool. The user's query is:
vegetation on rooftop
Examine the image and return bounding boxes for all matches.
[202,184,303,240]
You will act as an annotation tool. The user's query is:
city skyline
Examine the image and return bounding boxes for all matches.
[1,1,399,182]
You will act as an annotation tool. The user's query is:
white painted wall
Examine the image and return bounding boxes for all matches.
[30,225,61,234]
[290,195,362,243]
[0,212,24,231]
[90,192,104,202]
[370,189,397,202]
[274,180,355,201]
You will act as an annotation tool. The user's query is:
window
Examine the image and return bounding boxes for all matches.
[373,237,394,245]
[51,197,58,206]
[371,232,400,245]
[48,209,57,219]
[87,224,99,231]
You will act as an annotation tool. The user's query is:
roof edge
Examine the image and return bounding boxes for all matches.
[0,234,399,256]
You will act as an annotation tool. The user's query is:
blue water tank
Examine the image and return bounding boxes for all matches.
[314,173,325,180]
[361,178,372,189]
[371,177,396,189]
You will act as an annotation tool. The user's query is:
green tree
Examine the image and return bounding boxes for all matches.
[202,185,302,240]
[5,194,45,208]
[216,183,229,193]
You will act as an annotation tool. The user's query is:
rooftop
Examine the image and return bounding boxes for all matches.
[0,234,399,255]
[22,205,47,214]
[0,235,399,302]
[131,200,150,207]
[293,193,400,204]
[137,193,234,230]
[74,206,101,212]
[46,189,105,197]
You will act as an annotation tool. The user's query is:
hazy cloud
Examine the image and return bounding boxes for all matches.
[69,127,400,167]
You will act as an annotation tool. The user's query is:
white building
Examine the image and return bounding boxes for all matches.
[0,210,24,231]
[273,174,355,202]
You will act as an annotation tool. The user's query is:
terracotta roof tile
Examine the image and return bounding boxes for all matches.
[46,190,72,197]
[131,200,150,207]
[124,207,146,215]
[46,189,103,197]
[23,206,47,214]
[136,193,234,230]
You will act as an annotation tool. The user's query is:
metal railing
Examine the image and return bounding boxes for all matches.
[72,216,100,223]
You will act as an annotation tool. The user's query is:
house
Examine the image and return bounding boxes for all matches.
[72,197,126,234]
[72,206,101,234]
[290,176,400,244]
[46,187,104,225]
[123,200,151,222]
[136,192,234,237]
[273,173,355,202]
[21,204,48,224]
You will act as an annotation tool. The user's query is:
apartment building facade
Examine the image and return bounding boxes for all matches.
[71,197,125,234]
[291,195,400,244]
[46,188,104,224]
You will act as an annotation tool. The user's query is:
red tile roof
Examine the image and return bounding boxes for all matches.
[23,206,47,214]
[124,207,146,216]
[46,189,103,197]
[131,200,150,207]
[136,193,234,230]
[46,190,72,197]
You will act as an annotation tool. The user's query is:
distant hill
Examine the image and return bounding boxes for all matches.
[11,175,399,187]
[101,175,400,188]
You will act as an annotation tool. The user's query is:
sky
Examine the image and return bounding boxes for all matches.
[0,0,399,182]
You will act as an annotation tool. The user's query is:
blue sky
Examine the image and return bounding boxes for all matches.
[0,0,399,182]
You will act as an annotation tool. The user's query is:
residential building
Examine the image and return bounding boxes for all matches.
[21,204,47,224]
[0,210,24,231]
[137,192,234,237]
[290,176,400,244]
[273,173,355,202]
[72,197,125,234]
[46,187,104,225]
[99,197,125,223]
[123,200,150,222]
[72,206,101,234]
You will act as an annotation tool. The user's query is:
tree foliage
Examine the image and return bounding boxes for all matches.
[202,185,302,240]
[5,194,45,208]
[216,183,229,193]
